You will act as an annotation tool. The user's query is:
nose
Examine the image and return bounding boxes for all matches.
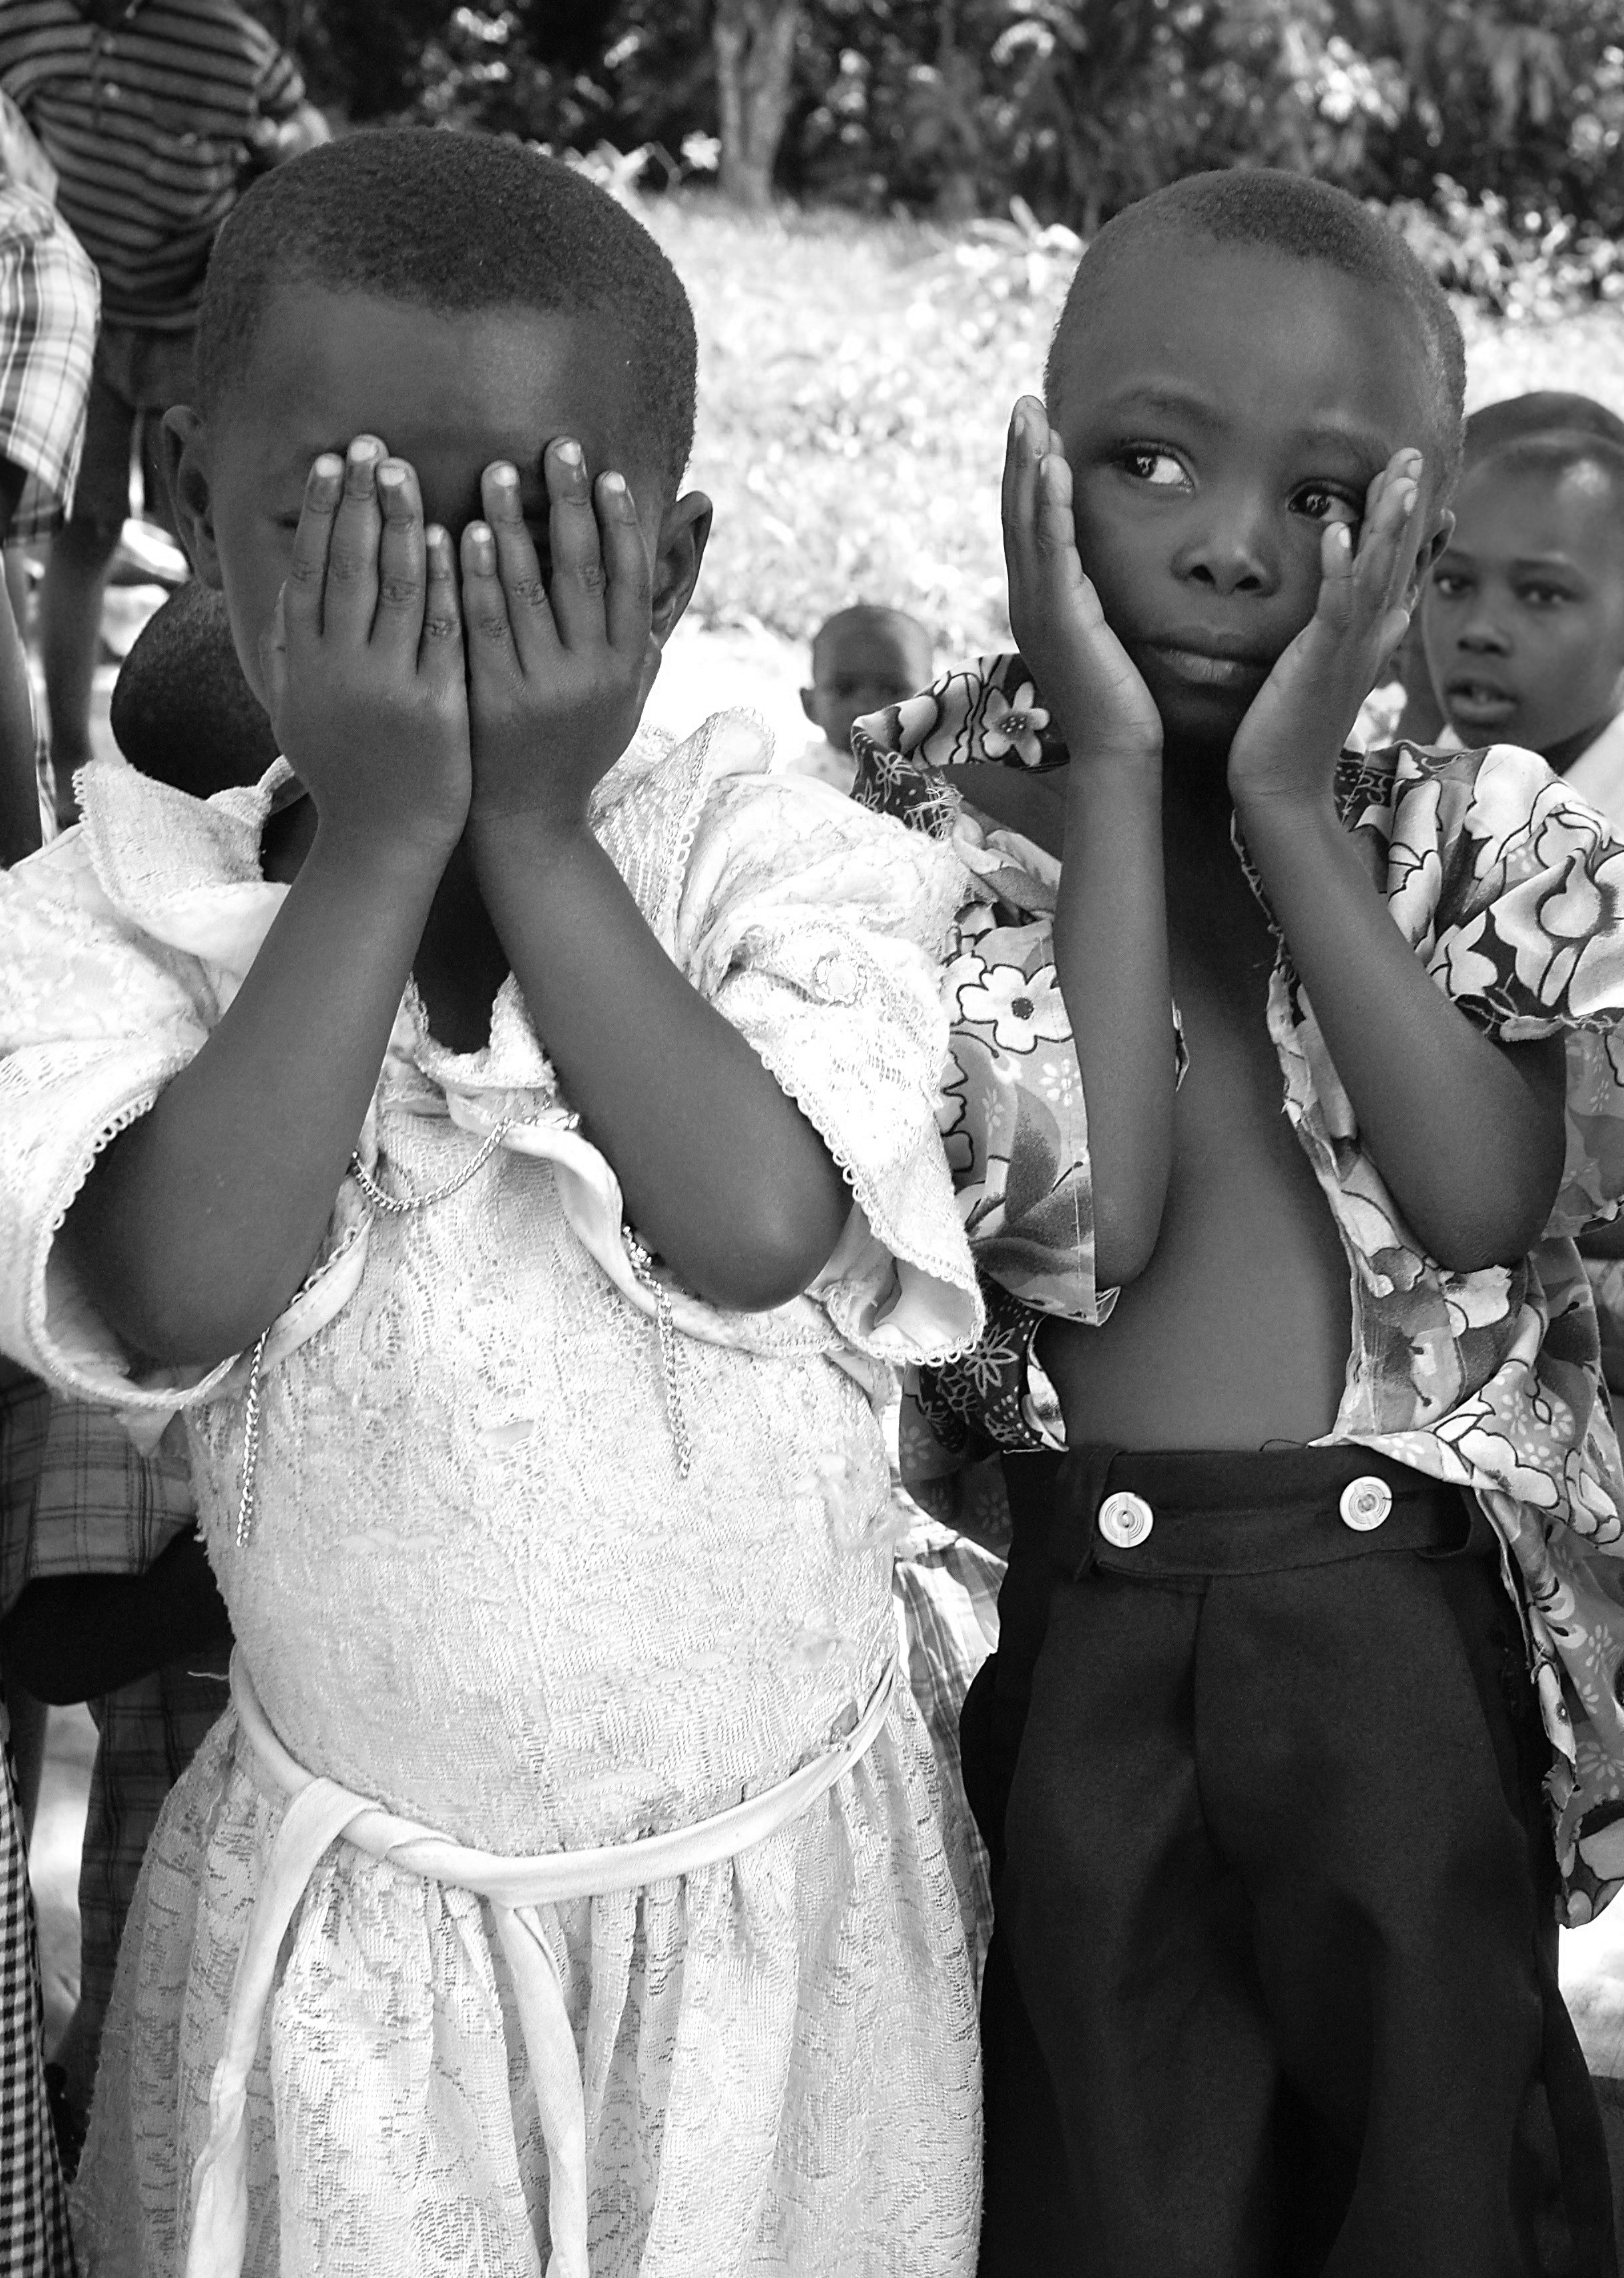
[1458,607,1510,655]
[1171,483,1277,597]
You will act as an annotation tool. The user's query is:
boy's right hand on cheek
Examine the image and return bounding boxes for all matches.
[260,437,472,864]
[1003,396,1162,772]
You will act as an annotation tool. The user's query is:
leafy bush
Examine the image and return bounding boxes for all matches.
[1386,176,1624,321]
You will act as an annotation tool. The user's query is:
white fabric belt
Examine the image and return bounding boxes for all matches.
[185,1649,898,2278]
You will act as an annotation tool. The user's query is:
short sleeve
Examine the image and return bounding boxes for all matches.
[1370,741,1624,1235]
[853,659,1111,1328]
[672,770,983,1364]
[251,33,304,125]
[0,784,361,1412]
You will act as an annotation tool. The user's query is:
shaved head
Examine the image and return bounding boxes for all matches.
[1046,169,1465,503]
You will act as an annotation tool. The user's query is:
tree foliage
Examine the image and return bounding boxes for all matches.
[284,1,1624,297]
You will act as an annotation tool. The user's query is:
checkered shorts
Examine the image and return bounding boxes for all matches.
[0,1724,76,2275]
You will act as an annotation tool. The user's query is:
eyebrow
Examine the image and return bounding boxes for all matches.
[1095,382,1394,465]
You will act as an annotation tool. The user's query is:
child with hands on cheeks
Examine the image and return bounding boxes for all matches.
[854,170,1624,2277]
[0,133,986,2278]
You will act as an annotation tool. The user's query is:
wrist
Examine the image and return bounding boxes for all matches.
[306,810,457,892]
[466,803,596,878]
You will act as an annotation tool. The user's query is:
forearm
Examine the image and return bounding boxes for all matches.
[471,816,850,1308]
[1053,756,1174,1285]
[1235,790,1565,1267]
[65,828,444,1363]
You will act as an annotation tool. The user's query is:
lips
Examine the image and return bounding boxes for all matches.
[1444,676,1519,726]
[1142,639,1273,693]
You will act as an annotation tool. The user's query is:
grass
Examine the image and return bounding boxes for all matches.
[638,192,1624,660]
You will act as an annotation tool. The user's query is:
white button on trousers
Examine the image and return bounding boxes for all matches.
[1338,1476,1393,1532]
[1098,1491,1155,1549]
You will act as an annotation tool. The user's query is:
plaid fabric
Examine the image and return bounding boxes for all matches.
[0,1358,49,1625]
[0,178,94,536]
[8,1394,216,2077]
[27,1400,194,1585]
[892,1516,1003,1982]
[78,1646,228,2058]
[0,1713,76,2275]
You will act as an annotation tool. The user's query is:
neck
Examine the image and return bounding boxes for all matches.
[1545,712,1618,778]
[1160,733,1235,830]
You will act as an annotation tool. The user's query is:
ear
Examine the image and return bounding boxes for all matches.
[162,406,222,589]
[799,687,818,724]
[1400,507,1454,615]
[649,489,712,645]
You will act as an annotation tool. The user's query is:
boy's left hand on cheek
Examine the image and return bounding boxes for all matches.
[461,437,657,835]
[1227,447,1423,810]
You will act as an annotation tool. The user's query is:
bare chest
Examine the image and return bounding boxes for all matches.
[1042,895,1353,1450]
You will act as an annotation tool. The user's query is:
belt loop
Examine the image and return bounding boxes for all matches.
[1053,1446,1124,1581]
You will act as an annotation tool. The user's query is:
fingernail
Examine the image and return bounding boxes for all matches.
[1396,480,1418,513]
[491,462,517,489]
[556,439,583,469]
[467,523,494,570]
[1335,523,1352,551]
[348,436,381,465]
[601,470,626,497]
[311,454,342,484]
[378,462,404,491]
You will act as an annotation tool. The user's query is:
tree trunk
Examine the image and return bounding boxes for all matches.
[713,0,801,211]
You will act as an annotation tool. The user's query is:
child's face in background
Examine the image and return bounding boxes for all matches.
[168,282,683,716]
[1422,459,1624,767]
[800,619,932,755]
[1047,240,1446,760]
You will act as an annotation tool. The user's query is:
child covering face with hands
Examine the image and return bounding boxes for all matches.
[0,133,987,2278]
[852,170,1624,2275]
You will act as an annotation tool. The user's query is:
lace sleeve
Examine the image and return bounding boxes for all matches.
[673,770,982,1364]
[1372,741,1624,1237]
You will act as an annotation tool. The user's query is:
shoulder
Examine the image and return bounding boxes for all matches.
[2,752,288,1003]
[1343,737,1615,864]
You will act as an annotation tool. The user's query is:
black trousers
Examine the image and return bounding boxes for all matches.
[965,1444,1617,2278]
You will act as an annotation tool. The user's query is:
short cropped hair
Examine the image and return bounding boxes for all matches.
[1465,392,1624,464]
[111,581,279,798]
[1468,429,1624,513]
[811,605,932,678]
[196,129,698,492]
[1045,168,1466,501]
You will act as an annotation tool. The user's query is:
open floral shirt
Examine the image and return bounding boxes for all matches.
[856,652,1624,1924]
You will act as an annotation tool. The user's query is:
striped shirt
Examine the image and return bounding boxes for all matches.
[0,0,302,329]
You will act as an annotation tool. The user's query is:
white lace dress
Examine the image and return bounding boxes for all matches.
[0,715,986,2277]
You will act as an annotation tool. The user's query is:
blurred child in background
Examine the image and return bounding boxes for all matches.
[0,158,97,2278]
[1419,404,1624,1400]
[1422,416,1624,824]
[1391,390,1624,751]
[796,601,932,788]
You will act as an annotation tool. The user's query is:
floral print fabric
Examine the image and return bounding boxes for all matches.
[852,666,1095,1476]
[856,653,1624,1922]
